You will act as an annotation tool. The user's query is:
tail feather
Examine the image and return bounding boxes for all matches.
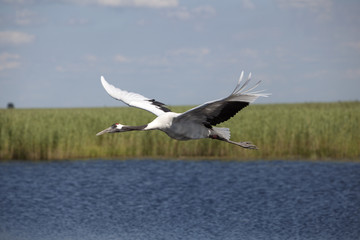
[213,127,231,140]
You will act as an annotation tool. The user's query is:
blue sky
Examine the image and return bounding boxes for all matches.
[0,0,359,108]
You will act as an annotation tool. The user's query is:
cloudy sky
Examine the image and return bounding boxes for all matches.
[0,0,359,108]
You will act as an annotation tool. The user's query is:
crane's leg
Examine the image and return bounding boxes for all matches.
[227,140,258,150]
[209,134,258,150]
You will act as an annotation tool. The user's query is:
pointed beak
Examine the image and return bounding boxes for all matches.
[96,126,114,136]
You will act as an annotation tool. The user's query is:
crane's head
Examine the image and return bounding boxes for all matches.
[96,123,124,136]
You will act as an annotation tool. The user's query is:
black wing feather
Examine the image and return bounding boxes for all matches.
[206,101,249,125]
[147,99,172,113]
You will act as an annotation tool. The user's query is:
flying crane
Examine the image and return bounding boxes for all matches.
[96,71,270,149]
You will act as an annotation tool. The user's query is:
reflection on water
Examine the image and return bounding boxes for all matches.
[0,159,359,240]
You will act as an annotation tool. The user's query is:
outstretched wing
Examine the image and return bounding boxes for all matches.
[174,71,270,126]
[100,76,171,116]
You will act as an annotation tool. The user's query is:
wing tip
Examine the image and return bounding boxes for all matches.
[100,75,112,90]
[100,75,106,84]
[239,71,244,83]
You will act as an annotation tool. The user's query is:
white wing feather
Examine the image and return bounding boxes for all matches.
[100,76,170,116]
[228,71,270,102]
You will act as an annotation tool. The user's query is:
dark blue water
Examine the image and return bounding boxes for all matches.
[0,160,359,240]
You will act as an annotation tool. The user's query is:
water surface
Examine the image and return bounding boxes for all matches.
[0,159,359,240]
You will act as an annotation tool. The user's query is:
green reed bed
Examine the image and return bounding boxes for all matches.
[0,102,359,161]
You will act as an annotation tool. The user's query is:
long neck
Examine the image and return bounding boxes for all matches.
[121,124,148,131]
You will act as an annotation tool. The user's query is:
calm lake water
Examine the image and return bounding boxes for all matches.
[0,159,359,240]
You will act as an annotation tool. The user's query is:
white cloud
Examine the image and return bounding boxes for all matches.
[167,7,191,20]
[111,48,210,67]
[1,0,30,4]
[136,19,145,26]
[167,5,216,20]
[2,0,178,7]
[240,48,258,59]
[15,9,35,25]
[242,0,255,9]
[276,0,332,20]
[276,0,331,10]
[84,54,97,62]
[114,54,131,63]
[0,6,43,26]
[192,5,216,17]
[68,0,178,8]
[167,47,210,57]
[55,65,66,72]
[0,52,21,71]
[137,55,169,66]
[345,41,360,51]
[303,70,328,79]
[345,69,360,80]
[0,31,35,45]
[68,18,90,25]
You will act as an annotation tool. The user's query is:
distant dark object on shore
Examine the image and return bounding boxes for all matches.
[7,102,15,109]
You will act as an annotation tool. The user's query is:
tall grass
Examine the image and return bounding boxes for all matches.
[0,102,359,161]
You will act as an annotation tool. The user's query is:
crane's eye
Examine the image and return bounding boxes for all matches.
[111,124,118,128]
